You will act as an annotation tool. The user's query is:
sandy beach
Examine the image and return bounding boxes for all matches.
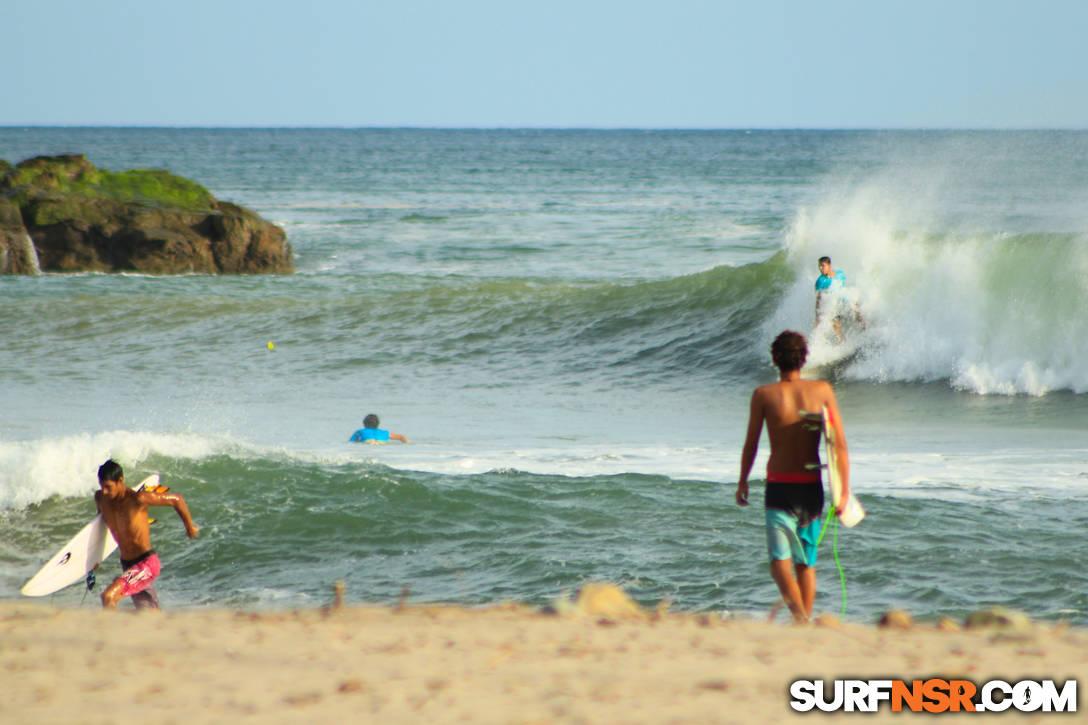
[2,586,1084,724]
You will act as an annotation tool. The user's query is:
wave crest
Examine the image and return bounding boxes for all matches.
[774,157,1088,395]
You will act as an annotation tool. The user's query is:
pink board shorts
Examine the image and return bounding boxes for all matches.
[118,551,161,598]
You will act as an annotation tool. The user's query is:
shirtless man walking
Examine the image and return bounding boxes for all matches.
[735,331,850,623]
[95,459,199,610]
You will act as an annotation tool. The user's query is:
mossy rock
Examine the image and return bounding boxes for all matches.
[19,191,122,229]
[3,154,215,212]
[1,154,292,275]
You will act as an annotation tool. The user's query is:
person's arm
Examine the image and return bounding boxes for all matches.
[737,390,765,506]
[390,433,409,443]
[141,490,199,538]
[824,385,850,512]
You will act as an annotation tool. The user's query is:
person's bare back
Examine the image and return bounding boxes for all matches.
[734,331,851,623]
[754,378,835,477]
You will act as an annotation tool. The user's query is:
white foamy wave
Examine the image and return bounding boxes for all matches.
[0,431,225,511]
[769,156,1088,395]
[294,440,733,482]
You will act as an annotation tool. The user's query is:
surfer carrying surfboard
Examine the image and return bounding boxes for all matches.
[735,331,850,623]
[95,460,199,610]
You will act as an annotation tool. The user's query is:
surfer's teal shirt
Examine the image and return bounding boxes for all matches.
[814,269,847,293]
[815,269,855,321]
[350,427,391,442]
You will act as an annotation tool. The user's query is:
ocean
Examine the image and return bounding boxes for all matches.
[2,128,1087,624]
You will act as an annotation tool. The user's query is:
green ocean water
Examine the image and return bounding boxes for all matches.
[2,128,1087,623]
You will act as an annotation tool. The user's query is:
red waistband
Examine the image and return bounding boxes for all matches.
[766,471,821,484]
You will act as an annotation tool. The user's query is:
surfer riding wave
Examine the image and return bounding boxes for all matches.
[814,256,864,342]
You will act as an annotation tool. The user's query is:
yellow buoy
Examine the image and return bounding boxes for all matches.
[267,341,275,351]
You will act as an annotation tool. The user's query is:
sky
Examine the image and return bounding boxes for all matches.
[5,0,1088,128]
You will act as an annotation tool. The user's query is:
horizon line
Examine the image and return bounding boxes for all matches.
[3,124,1087,132]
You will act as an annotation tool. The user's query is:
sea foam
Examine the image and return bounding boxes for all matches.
[771,147,1088,396]
[0,431,224,510]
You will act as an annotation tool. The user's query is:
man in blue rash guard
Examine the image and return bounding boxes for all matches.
[814,256,863,341]
[349,413,409,444]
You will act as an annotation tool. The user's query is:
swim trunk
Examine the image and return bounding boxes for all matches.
[764,474,824,566]
[119,550,161,609]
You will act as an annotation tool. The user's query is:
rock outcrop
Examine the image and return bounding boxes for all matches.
[0,155,294,275]
[0,196,39,274]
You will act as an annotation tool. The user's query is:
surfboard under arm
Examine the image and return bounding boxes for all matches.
[20,474,161,597]
[799,409,865,528]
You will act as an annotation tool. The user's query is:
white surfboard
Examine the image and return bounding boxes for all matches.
[802,409,865,527]
[20,474,160,597]
[820,407,865,527]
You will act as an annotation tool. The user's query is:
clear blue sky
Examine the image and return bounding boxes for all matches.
[6,0,1088,128]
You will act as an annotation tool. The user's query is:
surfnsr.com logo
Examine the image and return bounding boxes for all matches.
[789,679,1078,713]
